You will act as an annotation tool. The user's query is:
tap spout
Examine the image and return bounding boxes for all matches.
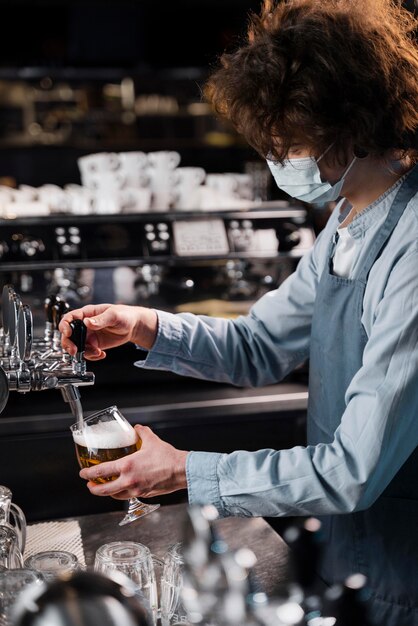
[60,384,84,428]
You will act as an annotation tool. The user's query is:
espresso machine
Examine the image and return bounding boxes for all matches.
[0,203,314,521]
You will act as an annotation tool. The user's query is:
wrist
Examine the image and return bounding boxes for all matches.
[132,307,158,350]
[173,450,188,490]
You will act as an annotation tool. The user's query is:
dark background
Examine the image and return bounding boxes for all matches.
[0,1,261,69]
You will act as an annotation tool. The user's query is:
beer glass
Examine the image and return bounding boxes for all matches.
[24,551,80,581]
[94,541,159,625]
[70,406,160,526]
[160,542,187,626]
[0,568,43,626]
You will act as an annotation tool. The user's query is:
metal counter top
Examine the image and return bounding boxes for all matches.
[70,502,290,598]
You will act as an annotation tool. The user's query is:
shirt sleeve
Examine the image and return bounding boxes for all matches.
[134,226,332,387]
[187,247,418,517]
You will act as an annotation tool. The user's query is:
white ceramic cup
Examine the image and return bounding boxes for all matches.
[205,173,239,198]
[88,171,126,194]
[151,189,175,211]
[78,152,120,174]
[65,187,95,215]
[226,173,254,200]
[78,153,120,188]
[147,151,181,172]
[118,151,149,187]
[174,167,206,210]
[120,187,152,213]
[37,185,70,213]
[93,191,123,215]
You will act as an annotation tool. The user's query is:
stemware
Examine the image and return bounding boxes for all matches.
[70,405,160,526]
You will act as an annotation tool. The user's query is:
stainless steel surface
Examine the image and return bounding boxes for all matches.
[0,287,94,420]
[60,385,84,427]
[73,503,290,599]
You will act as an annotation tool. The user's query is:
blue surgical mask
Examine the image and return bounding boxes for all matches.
[266,146,356,203]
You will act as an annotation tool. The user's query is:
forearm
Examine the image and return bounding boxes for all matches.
[135,292,312,387]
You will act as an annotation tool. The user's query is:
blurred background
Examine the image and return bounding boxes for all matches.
[0,0,268,188]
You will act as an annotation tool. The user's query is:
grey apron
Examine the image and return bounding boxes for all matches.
[308,164,418,625]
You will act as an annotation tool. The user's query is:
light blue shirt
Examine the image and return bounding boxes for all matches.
[135,177,418,518]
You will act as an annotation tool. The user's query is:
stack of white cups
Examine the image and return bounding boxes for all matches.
[147,150,181,211]
[78,152,152,214]
[0,151,258,218]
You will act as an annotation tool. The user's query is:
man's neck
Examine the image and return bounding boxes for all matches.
[340,157,412,227]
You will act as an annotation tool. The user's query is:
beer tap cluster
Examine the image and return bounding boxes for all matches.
[0,284,94,420]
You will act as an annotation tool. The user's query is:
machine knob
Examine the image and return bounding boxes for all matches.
[19,238,45,258]
[69,319,87,354]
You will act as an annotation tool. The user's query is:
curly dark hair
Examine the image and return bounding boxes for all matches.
[204,0,418,164]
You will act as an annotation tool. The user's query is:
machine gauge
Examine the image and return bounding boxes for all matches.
[173,219,229,256]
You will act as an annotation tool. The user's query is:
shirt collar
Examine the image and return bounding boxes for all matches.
[337,174,407,239]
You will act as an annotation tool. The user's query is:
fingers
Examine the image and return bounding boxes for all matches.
[59,304,113,357]
[134,424,153,442]
[85,350,107,361]
[59,304,112,335]
[80,460,120,485]
[80,456,136,497]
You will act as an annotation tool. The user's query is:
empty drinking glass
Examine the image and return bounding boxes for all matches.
[0,526,24,569]
[94,541,162,625]
[160,542,187,626]
[24,550,80,581]
[0,568,43,626]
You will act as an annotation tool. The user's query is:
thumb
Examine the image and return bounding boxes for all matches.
[134,424,153,447]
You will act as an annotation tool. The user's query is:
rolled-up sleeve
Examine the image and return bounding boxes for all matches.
[188,248,418,517]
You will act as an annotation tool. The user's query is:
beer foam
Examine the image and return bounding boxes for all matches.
[72,421,137,449]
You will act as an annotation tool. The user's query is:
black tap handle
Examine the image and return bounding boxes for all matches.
[51,297,70,330]
[44,294,57,323]
[59,299,71,318]
[51,301,62,330]
[69,319,87,354]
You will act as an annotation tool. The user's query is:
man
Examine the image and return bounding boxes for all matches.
[61,1,418,623]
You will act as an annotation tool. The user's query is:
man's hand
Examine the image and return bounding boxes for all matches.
[79,425,189,499]
[59,303,158,360]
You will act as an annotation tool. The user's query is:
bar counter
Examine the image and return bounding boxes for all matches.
[51,503,290,597]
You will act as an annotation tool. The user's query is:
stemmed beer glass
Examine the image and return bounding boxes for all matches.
[70,406,160,526]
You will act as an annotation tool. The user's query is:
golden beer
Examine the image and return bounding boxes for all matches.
[70,405,160,525]
[72,421,141,483]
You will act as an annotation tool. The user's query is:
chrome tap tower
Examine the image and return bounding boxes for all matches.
[0,284,94,420]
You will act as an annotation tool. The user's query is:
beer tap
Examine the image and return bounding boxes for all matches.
[52,296,71,355]
[43,293,57,345]
[33,295,71,363]
[0,285,94,421]
[59,319,87,427]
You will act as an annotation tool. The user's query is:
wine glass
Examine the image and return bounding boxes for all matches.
[70,406,160,526]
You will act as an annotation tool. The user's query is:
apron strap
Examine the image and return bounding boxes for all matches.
[357,163,418,282]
